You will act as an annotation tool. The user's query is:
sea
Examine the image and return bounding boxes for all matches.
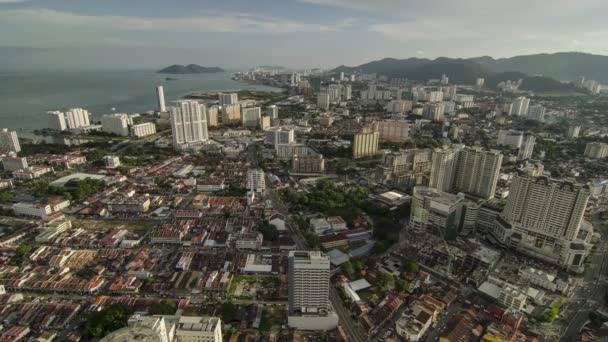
[0,69,280,139]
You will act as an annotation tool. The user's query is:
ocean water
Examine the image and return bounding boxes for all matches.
[0,70,280,136]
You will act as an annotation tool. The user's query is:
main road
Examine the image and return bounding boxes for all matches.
[560,212,608,341]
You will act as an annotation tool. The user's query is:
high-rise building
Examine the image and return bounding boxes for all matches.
[508,97,530,116]
[409,186,464,239]
[317,93,330,110]
[497,174,591,272]
[206,106,219,127]
[497,130,524,148]
[584,142,608,159]
[476,78,485,87]
[242,107,262,127]
[352,127,379,159]
[48,111,67,131]
[265,127,295,147]
[326,84,341,102]
[341,84,352,100]
[377,148,432,186]
[247,169,265,193]
[221,104,241,124]
[103,155,121,168]
[156,86,166,112]
[453,147,503,200]
[517,135,535,160]
[429,145,463,192]
[175,316,223,342]
[0,129,20,153]
[47,108,90,131]
[292,154,325,174]
[101,113,133,136]
[440,74,449,85]
[266,105,279,120]
[288,251,338,331]
[527,104,546,122]
[219,93,238,106]
[567,126,581,139]
[260,115,271,130]
[428,91,444,103]
[309,77,322,92]
[1,156,28,172]
[170,100,209,150]
[130,122,157,138]
[377,120,409,143]
[423,102,445,121]
[386,100,413,114]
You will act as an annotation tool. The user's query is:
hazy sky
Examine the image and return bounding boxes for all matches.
[1,0,607,69]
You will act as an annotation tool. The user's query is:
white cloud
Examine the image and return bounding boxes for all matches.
[0,8,354,34]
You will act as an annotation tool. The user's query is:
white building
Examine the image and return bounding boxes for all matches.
[156,85,166,112]
[429,145,462,192]
[175,316,223,342]
[453,147,503,200]
[265,127,295,147]
[509,97,530,116]
[386,100,413,114]
[104,155,121,168]
[130,122,157,137]
[527,104,546,122]
[517,135,536,160]
[567,126,581,139]
[288,251,338,331]
[428,91,443,103]
[377,120,409,143]
[497,174,591,272]
[219,93,238,106]
[12,202,53,219]
[266,105,279,119]
[0,129,20,153]
[170,100,209,150]
[48,108,90,131]
[101,113,133,136]
[584,142,608,159]
[247,169,265,193]
[497,130,524,148]
[423,102,445,121]
[317,93,330,110]
[1,156,28,172]
[242,107,262,127]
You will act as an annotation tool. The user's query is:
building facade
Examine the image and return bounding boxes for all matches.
[170,100,209,150]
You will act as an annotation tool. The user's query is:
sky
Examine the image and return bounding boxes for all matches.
[1,0,607,69]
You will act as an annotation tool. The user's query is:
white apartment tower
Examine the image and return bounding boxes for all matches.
[498,174,591,272]
[170,100,209,149]
[156,85,166,112]
[242,107,262,127]
[317,93,330,110]
[247,169,265,193]
[517,135,536,160]
[288,251,331,314]
[48,108,90,131]
[0,129,21,153]
[219,93,238,106]
[101,113,133,136]
[429,145,462,192]
[453,147,503,200]
[509,97,530,116]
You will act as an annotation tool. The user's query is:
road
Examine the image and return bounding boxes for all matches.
[267,187,367,342]
[560,212,608,341]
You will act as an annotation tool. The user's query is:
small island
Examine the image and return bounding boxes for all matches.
[157,64,225,74]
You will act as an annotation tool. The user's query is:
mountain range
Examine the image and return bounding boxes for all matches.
[334,52,608,91]
[157,64,224,74]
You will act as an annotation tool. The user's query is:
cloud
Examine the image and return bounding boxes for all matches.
[0,8,354,34]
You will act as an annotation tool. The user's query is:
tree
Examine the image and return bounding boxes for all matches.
[404,259,419,274]
[395,279,410,293]
[341,261,354,278]
[221,302,238,323]
[377,272,394,289]
[84,303,133,338]
[15,243,32,259]
[148,300,177,315]
[257,220,278,242]
[0,191,12,204]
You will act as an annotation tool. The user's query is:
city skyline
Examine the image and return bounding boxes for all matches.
[1,0,608,69]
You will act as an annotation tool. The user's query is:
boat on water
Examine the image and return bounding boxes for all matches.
[165,77,179,81]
